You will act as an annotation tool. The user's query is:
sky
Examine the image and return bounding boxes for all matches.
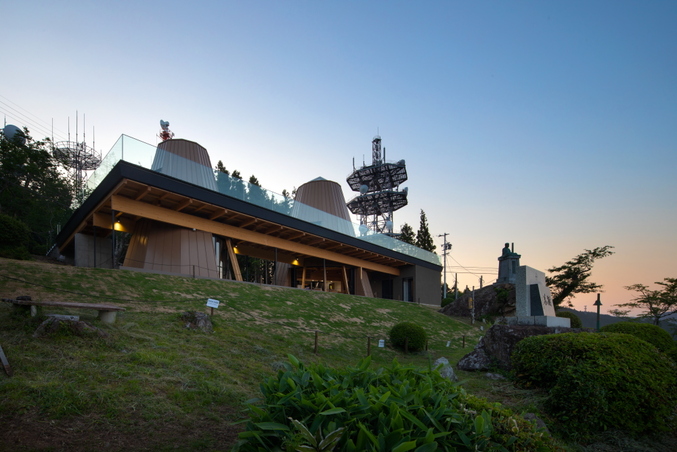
[2,1,676,314]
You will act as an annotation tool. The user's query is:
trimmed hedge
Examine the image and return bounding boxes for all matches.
[555,311,582,328]
[512,332,677,438]
[234,356,563,451]
[389,322,427,352]
[600,322,676,357]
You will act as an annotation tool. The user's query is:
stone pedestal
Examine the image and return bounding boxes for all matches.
[497,243,520,284]
[508,265,569,328]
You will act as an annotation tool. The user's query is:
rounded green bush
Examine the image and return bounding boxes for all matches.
[389,322,427,352]
[600,322,676,356]
[555,311,582,328]
[512,332,677,438]
[0,213,30,259]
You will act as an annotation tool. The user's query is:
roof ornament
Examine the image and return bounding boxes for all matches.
[159,120,174,141]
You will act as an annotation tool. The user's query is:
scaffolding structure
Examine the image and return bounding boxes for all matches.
[346,135,408,235]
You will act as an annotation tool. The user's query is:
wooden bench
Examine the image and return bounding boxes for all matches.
[3,298,125,324]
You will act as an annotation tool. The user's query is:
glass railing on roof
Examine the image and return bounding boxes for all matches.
[86,135,440,266]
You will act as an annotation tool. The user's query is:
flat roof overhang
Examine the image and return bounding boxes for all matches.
[56,161,442,276]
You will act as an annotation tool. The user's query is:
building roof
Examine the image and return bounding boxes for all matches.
[56,159,441,274]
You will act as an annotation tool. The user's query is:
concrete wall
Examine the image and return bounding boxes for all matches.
[74,233,113,269]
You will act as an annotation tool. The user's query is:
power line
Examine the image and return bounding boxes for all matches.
[0,95,72,142]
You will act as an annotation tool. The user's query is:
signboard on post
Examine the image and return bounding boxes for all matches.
[206,298,220,315]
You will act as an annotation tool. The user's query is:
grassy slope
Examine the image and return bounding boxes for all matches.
[0,258,486,451]
[4,258,674,451]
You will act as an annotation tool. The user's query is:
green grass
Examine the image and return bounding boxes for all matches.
[1,257,674,451]
[0,258,486,450]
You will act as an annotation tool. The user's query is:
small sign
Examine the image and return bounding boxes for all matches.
[446,341,451,347]
[378,339,385,348]
[206,298,220,308]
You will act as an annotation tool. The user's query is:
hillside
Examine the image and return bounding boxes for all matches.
[0,257,483,451]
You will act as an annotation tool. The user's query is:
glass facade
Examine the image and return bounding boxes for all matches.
[86,135,440,266]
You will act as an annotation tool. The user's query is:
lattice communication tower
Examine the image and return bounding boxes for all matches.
[346,135,408,235]
[52,117,102,205]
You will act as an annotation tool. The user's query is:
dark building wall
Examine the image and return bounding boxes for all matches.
[369,264,440,306]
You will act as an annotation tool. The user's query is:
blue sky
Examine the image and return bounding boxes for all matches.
[2,1,676,312]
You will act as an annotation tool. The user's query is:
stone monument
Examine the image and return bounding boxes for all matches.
[506,265,570,327]
[497,243,521,284]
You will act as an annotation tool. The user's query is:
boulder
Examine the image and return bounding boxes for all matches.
[457,323,585,371]
[433,357,458,382]
[440,283,516,319]
[33,317,109,339]
[181,311,213,333]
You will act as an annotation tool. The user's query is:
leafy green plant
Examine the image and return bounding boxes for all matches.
[389,322,427,352]
[512,332,677,438]
[600,322,676,359]
[234,355,562,451]
[289,418,344,451]
[554,311,582,328]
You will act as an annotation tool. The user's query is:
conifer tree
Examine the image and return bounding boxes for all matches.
[415,210,436,252]
[398,223,416,245]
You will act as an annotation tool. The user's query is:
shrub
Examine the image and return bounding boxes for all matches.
[389,322,427,352]
[555,311,582,328]
[512,332,677,438]
[441,297,453,308]
[600,322,676,358]
[234,355,563,451]
[0,213,30,259]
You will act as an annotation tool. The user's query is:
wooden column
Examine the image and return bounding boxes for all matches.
[225,239,243,281]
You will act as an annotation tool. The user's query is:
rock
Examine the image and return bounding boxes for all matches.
[33,317,109,339]
[439,283,516,319]
[485,372,506,380]
[523,413,550,435]
[433,357,458,382]
[181,311,213,333]
[458,324,585,371]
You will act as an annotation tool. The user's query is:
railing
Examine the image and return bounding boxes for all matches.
[86,135,440,266]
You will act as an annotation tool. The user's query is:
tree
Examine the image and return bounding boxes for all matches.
[614,278,677,325]
[0,127,73,253]
[415,210,436,252]
[545,245,614,308]
[248,175,260,187]
[215,160,229,176]
[398,223,416,245]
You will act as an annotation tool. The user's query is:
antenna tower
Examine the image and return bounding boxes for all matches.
[52,112,102,205]
[346,135,408,235]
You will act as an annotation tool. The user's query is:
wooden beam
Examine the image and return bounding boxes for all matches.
[209,208,228,220]
[111,195,399,275]
[342,266,350,295]
[135,186,151,201]
[175,199,192,211]
[239,218,257,228]
[225,238,243,281]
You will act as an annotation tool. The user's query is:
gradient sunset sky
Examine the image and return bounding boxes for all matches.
[2,1,675,313]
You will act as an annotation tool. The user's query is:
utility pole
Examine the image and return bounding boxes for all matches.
[438,233,451,299]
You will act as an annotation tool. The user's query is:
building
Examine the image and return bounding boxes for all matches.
[54,134,442,305]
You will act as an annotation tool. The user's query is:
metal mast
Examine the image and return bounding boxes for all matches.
[346,135,408,235]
